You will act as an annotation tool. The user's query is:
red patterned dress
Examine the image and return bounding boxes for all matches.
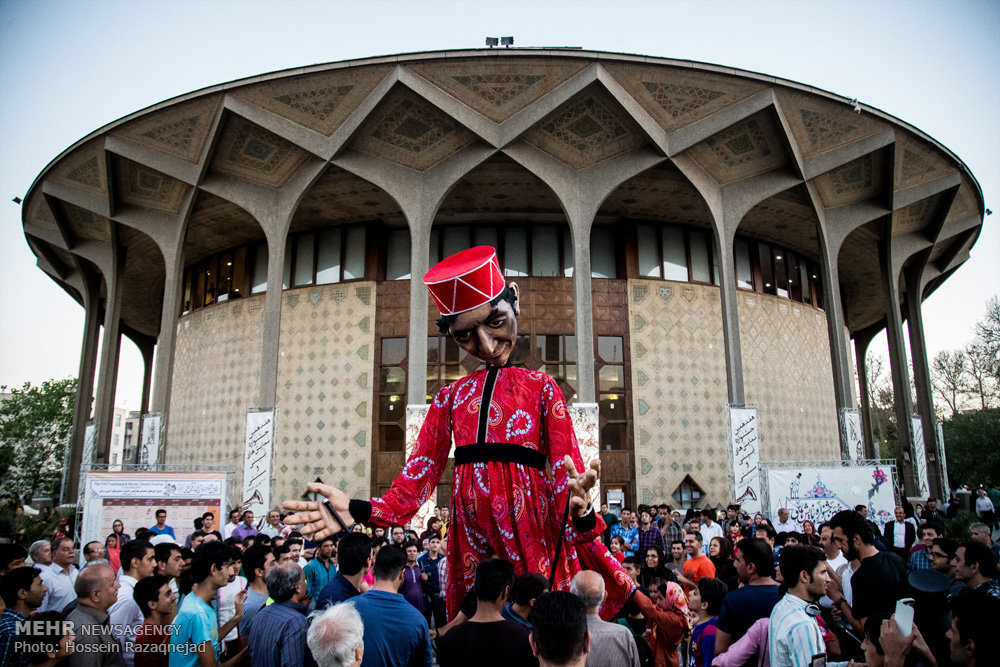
[354,365,635,620]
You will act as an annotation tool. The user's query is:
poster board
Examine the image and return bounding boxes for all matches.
[842,408,865,464]
[911,416,929,498]
[139,413,161,470]
[765,464,896,529]
[728,406,762,515]
[81,471,227,550]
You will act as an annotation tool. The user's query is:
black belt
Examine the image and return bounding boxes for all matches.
[454,443,547,470]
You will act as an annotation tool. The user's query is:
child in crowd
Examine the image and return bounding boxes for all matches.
[687,577,727,667]
[610,535,626,562]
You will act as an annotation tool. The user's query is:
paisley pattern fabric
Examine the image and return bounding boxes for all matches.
[368,366,635,620]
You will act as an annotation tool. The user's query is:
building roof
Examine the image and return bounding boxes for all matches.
[20,49,985,341]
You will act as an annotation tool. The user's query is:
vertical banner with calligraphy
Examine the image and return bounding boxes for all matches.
[728,406,762,515]
[935,422,950,498]
[910,416,929,497]
[841,408,865,464]
[243,409,275,523]
[139,413,161,470]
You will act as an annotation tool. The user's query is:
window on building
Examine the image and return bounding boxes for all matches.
[590,227,619,278]
[733,236,823,308]
[635,223,717,284]
[672,475,705,509]
[596,336,629,451]
[376,337,407,453]
[421,224,574,280]
[287,225,367,288]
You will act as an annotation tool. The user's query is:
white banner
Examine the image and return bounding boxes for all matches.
[81,471,227,553]
[766,464,896,529]
[935,422,949,498]
[911,416,929,497]
[139,413,161,470]
[729,406,762,515]
[842,408,865,464]
[243,409,274,522]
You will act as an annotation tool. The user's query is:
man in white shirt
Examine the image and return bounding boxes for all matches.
[260,509,286,538]
[772,507,800,534]
[882,506,916,561]
[39,537,78,613]
[699,509,724,555]
[108,539,156,667]
[222,507,241,540]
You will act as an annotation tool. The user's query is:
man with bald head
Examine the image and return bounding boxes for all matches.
[570,570,640,667]
[66,563,124,666]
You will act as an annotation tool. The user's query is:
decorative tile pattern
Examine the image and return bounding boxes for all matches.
[115,156,189,214]
[892,195,938,238]
[774,89,882,158]
[738,293,840,464]
[408,59,589,123]
[598,162,712,227]
[49,141,108,195]
[740,186,820,260]
[184,192,265,265]
[349,87,476,171]
[291,167,403,231]
[522,87,647,169]
[604,63,766,133]
[893,132,954,190]
[165,295,264,509]
[686,111,790,183]
[273,283,377,505]
[627,280,730,506]
[814,150,888,208]
[209,114,310,188]
[59,202,110,243]
[235,66,391,136]
[437,154,563,216]
[114,97,222,163]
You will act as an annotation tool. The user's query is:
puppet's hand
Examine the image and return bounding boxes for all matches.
[282,482,351,540]
[566,455,600,517]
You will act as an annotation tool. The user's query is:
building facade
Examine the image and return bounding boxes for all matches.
[21,50,985,509]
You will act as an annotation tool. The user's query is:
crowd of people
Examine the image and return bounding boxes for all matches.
[0,494,996,666]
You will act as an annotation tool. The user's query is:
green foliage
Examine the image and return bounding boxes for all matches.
[942,407,1000,489]
[0,378,77,502]
[941,510,978,540]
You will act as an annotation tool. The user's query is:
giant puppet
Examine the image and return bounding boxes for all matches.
[283,247,636,618]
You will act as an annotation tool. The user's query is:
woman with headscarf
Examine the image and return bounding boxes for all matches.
[112,519,132,545]
[105,533,122,574]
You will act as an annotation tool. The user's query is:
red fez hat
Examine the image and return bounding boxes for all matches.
[423,246,504,316]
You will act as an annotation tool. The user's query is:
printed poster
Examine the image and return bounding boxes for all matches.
[139,413,161,470]
[766,465,895,529]
[842,408,865,464]
[728,406,762,515]
[243,409,275,523]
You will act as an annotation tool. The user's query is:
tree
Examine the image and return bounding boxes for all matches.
[964,342,997,409]
[0,378,77,503]
[942,408,1000,488]
[865,352,899,459]
[932,349,967,417]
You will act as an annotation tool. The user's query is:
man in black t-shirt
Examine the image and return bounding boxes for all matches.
[437,558,538,667]
[714,538,781,659]
[829,509,907,627]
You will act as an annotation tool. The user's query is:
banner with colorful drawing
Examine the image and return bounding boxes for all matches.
[765,464,896,529]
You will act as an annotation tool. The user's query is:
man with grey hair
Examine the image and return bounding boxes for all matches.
[27,540,52,567]
[248,561,315,667]
[307,602,364,667]
[570,570,640,667]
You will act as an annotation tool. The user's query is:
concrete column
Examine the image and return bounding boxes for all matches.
[712,227,745,405]
[150,247,185,420]
[258,233,286,408]
[816,236,855,460]
[878,237,917,495]
[406,222,430,404]
[852,323,882,460]
[64,272,101,503]
[904,266,942,498]
[571,223,596,403]
[138,336,155,416]
[94,246,126,461]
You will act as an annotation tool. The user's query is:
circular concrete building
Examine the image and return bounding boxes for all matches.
[23,49,984,510]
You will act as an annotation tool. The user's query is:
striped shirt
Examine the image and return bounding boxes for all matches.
[247,600,315,667]
[0,608,28,667]
[768,594,848,667]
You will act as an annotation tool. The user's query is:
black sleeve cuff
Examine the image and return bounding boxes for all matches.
[572,506,597,532]
[349,500,372,526]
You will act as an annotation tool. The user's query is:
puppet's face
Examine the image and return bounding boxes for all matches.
[449,283,520,366]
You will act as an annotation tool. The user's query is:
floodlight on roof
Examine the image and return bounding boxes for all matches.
[501,36,514,47]
[485,37,499,47]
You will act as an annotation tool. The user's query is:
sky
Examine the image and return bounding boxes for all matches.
[0,0,997,410]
